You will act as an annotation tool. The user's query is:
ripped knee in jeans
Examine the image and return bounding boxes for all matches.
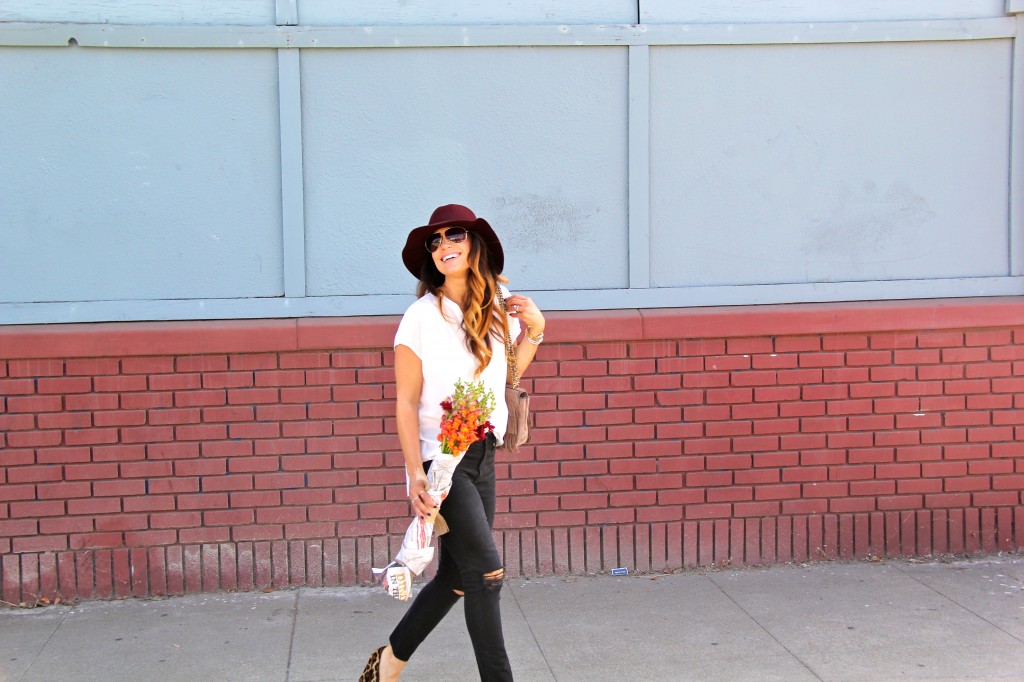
[483,567,504,592]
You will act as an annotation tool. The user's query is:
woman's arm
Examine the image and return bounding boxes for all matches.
[394,344,434,520]
[503,293,545,381]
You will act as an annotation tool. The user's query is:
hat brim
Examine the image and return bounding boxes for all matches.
[402,217,504,279]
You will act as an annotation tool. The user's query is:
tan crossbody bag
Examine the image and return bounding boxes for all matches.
[497,286,530,452]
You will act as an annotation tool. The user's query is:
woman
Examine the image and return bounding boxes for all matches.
[360,204,545,682]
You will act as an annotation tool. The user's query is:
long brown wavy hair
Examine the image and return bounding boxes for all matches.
[417,232,508,377]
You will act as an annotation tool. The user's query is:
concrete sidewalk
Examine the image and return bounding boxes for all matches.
[2,555,1023,682]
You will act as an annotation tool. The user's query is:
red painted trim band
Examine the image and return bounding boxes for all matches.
[0,296,1021,359]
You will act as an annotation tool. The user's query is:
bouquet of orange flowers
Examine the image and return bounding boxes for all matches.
[439,379,496,456]
[372,379,496,600]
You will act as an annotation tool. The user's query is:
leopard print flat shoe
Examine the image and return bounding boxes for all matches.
[358,646,385,682]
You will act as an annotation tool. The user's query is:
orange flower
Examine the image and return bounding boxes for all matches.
[438,379,496,456]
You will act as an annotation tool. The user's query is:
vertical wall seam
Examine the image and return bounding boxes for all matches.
[275,0,298,26]
[277,0,305,298]
[627,44,651,290]
[277,49,307,298]
[1010,15,1024,276]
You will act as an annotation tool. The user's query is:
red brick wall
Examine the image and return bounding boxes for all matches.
[1,298,1022,603]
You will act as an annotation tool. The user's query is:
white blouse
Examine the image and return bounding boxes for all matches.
[394,286,521,461]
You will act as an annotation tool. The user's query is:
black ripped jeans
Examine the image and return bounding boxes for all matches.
[389,433,513,681]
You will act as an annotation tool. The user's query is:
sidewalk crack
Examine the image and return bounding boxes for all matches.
[895,562,1024,646]
[16,604,73,682]
[283,589,301,682]
[506,580,559,682]
[708,576,825,682]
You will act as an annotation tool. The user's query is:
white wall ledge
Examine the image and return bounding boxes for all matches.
[0,18,1015,49]
[1,278,1021,326]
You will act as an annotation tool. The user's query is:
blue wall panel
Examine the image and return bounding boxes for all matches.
[641,0,1006,23]
[301,46,629,296]
[0,6,1020,323]
[299,0,637,25]
[0,0,274,25]
[648,39,1012,288]
[0,47,284,303]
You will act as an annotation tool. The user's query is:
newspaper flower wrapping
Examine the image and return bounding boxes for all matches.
[372,380,495,601]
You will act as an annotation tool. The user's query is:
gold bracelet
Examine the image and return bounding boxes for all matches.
[525,328,544,345]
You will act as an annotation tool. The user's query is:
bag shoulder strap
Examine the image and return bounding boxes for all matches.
[495,285,520,389]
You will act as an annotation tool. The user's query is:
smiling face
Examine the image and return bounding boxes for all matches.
[430,227,473,278]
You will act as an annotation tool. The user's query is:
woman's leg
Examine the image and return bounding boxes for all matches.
[384,438,511,681]
[437,437,512,681]
[387,539,462,662]
[387,455,464,665]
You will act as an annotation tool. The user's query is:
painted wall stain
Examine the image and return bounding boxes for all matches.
[491,193,592,252]
[803,180,936,260]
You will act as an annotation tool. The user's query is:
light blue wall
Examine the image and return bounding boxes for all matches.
[649,39,1011,287]
[298,1,637,25]
[640,0,1006,23]
[301,46,629,296]
[1,47,283,303]
[0,1,1021,324]
[0,0,1007,25]
[0,0,276,24]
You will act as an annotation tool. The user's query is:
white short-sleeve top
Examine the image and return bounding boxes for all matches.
[394,286,521,462]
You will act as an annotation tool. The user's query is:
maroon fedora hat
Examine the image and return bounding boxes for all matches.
[402,204,504,278]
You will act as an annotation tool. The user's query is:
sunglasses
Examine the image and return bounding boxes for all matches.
[425,227,470,253]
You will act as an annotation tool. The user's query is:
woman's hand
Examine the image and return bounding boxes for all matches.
[408,469,437,520]
[505,294,545,337]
